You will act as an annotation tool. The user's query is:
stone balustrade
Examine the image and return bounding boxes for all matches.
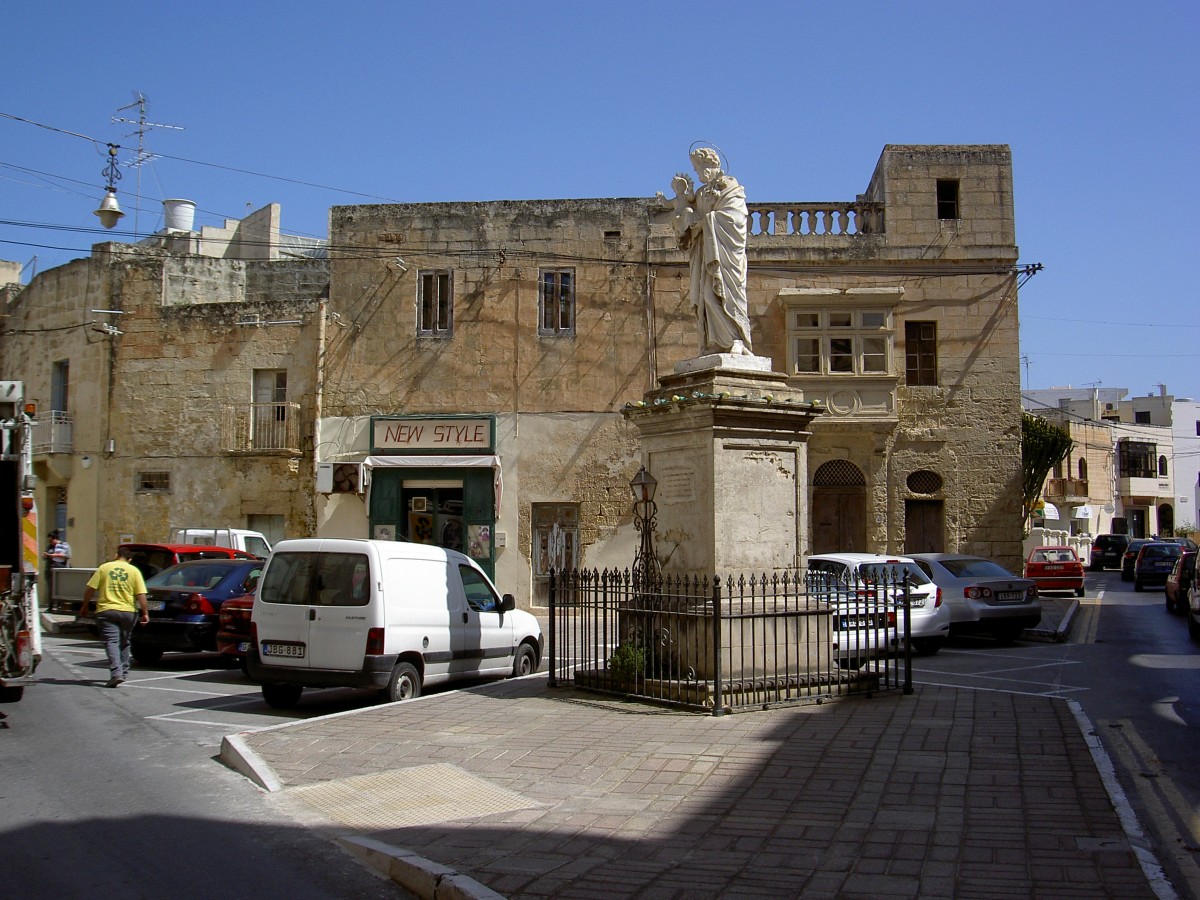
[747,202,884,238]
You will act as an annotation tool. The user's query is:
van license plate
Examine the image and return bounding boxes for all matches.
[262,641,305,658]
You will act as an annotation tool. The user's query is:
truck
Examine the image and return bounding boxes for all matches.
[0,381,40,702]
[168,527,272,558]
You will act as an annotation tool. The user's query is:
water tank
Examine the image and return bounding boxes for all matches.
[162,199,196,232]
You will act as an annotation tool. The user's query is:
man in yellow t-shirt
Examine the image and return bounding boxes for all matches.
[79,545,149,688]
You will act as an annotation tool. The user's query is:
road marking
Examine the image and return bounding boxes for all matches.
[1100,717,1200,897]
[1075,597,1102,644]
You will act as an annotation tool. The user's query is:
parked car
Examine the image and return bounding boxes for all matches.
[910,553,1041,644]
[249,539,543,708]
[120,542,258,580]
[1164,552,1196,613]
[1023,546,1085,597]
[1161,536,1199,552]
[1187,580,1200,641]
[806,553,951,656]
[1089,534,1129,571]
[131,559,265,665]
[1120,539,1154,581]
[215,592,255,673]
[1132,541,1183,592]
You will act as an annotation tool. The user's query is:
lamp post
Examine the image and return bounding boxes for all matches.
[93,144,124,229]
[630,466,660,589]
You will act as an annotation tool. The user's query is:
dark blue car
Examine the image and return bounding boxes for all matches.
[131,559,264,665]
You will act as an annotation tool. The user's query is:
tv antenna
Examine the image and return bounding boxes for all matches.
[112,92,184,238]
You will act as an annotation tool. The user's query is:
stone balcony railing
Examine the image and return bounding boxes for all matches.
[1046,477,1089,500]
[747,201,884,238]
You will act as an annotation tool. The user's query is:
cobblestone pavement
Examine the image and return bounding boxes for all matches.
[222,600,1170,899]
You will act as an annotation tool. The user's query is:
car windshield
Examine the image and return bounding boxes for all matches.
[1141,544,1181,559]
[146,563,239,590]
[860,562,931,585]
[937,558,1012,578]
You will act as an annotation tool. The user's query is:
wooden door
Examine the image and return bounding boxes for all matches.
[904,499,945,553]
[812,488,866,553]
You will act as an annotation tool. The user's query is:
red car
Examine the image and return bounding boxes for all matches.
[215,592,255,674]
[1023,546,1086,597]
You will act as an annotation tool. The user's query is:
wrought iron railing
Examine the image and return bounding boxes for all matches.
[548,567,911,715]
[220,402,301,453]
[30,411,72,455]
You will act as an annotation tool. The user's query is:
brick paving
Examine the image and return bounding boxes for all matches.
[224,654,1163,898]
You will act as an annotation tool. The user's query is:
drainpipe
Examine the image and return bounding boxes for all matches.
[313,300,327,534]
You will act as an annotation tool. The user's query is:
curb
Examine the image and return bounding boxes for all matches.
[1024,599,1079,643]
[1067,701,1177,900]
[219,733,283,793]
[337,836,506,900]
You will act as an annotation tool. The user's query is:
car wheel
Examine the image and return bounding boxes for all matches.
[1075,586,1085,598]
[1189,612,1200,641]
[384,662,422,702]
[911,637,944,656]
[0,686,24,703]
[131,646,163,665]
[511,643,537,678]
[991,623,1024,644]
[1134,579,1143,592]
[261,682,303,709]
[1166,593,1177,613]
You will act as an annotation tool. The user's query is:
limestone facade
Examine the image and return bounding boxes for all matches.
[0,145,1027,605]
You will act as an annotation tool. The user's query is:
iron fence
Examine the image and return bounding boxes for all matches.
[548,567,912,714]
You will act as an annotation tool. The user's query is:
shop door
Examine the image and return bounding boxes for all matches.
[533,503,579,607]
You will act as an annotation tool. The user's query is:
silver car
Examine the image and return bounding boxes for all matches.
[909,553,1041,644]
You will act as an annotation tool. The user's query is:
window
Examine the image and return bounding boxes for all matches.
[1134,410,1151,424]
[787,309,891,376]
[52,360,69,412]
[905,321,938,386]
[418,270,453,336]
[1159,455,1169,477]
[136,471,171,493]
[539,268,575,336]
[253,369,288,450]
[936,179,959,220]
[1117,441,1156,478]
[460,564,500,612]
[1078,458,1088,481]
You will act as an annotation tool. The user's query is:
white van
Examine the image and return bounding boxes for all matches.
[169,527,272,559]
[248,538,542,708]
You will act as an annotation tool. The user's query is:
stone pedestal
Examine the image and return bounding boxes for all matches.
[622,355,823,575]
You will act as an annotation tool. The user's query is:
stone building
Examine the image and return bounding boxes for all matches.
[1,144,1029,606]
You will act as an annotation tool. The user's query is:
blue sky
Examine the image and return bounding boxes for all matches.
[3,1,1197,398]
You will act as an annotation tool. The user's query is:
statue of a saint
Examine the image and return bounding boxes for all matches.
[664,147,753,356]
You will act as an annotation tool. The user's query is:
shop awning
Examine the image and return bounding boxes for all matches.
[1038,502,1060,521]
[1072,505,1093,519]
[363,454,503,511]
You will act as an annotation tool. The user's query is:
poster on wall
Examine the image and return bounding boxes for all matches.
[373,524,397,541]
[409,512,435,544]
[468,524,491,560]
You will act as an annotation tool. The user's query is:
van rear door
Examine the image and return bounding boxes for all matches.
[255,549,374,671]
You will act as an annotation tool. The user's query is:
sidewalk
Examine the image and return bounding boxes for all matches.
[221,596,1170,899]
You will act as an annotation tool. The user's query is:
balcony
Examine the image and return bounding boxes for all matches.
[220,402,301,454]
[1046,477,1089,501]
[748,201,885,238]
[30,411,72,455]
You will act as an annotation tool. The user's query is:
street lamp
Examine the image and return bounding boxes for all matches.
[630,466,660,589]
[93,144,124,229]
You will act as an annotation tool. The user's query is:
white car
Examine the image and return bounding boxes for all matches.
[806,553,951,656]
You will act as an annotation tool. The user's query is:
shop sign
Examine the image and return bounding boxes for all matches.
[372,416,492,452]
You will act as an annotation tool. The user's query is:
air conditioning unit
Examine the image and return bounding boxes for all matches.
[316,462,364,494]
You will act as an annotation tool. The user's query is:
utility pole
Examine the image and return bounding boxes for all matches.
[111,92,184,239]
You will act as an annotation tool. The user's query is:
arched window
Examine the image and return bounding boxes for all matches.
[1159,455,1169,477]
[1078,458,1088,481]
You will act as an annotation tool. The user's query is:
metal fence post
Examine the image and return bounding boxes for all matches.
[547,568,558,689]
[902,577,913,695]
[711,577,724,716]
